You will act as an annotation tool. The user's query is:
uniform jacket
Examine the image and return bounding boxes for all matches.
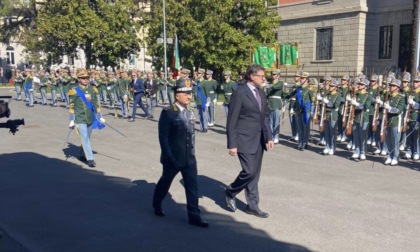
[159,104,196,169]
[69,83,100,124]
[353,90,371,124]
[267,80,284,110]
[227,84,272,154]
[221,80,236,105]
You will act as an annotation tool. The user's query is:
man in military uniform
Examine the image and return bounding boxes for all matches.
[288,72,312,150]
[367,75,380,147]
[152,78,209,228]
[399,72,410,151]
[61,69,72,109]
[406,73,420,160]
[158,71,167,106]
[372,75,388,156]
[338,75,350,142]
[166,71,175,106]
[286,72,301,142]
[144,70,158,118]
[24,69,35,107]
[49,70,59,107]
[267,69,284,144]
[13,69,24,101]
[38,70,48,105]
[202,70,218,127]
[192,68,208,132]
[348,78,371,161]
[376,78,405,165]
[68,69,105,168]
[97,70,108,105]
[221,70,236,116]
[317,80,341,155]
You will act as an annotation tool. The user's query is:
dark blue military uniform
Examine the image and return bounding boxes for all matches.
[153,80,208,227]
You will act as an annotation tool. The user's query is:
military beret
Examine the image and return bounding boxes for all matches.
[76,69,89,78]
[402,72,411,82]
[341,75,349,81]
[174,78,193,93]
[272,69,281,75]
[206,70,213,75]
[181,69,190,74]
[301,72,309,78]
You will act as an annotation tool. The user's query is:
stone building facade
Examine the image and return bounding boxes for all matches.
[277,0,418,78]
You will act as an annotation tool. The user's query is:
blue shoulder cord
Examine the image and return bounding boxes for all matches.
[75,87,105,130]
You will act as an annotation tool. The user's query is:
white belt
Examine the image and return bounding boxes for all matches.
[269,96,282,99]
[209,91,215,93]
[225,93,232,95]
[290,98,296,101]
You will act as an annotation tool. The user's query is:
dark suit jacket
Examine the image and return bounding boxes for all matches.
[131,78,145,95]
[226,84,272,154]
[144,78,158,97]
[159,105,196,168]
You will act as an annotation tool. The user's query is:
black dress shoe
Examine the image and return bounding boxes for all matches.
[245,207,269,218]
[225,190,237,212]
[87,160,96,167]
[154,208,165,217]
[202,129,208,133]
[304,144,308,149]
[78,156,87,162]
[188,218,209,228]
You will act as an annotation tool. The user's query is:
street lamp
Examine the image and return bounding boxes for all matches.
[157,0,173,97]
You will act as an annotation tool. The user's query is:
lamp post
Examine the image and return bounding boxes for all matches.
[157,0,173,100]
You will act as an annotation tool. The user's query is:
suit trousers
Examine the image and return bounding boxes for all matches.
[131,93,149,119]
[153,164,200,220]
[226,138,264,210]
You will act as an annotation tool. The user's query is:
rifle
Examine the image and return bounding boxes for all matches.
[346,71,356,136]
[402,75,413,132]
[372,74,382,132]
[341,71,350,128]
[313,70,322,125]
[380,76,390,143]
[319,80,327,133]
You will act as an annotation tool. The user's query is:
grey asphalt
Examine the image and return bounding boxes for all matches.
[1,87,419,252]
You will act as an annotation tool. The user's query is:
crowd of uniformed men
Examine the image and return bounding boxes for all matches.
[10,66,420,167]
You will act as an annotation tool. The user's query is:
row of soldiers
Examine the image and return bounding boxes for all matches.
[268,70,420,166]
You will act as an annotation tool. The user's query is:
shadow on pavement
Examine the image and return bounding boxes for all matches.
[0,152,312,252]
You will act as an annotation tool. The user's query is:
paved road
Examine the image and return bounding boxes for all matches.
[1,88,419,252]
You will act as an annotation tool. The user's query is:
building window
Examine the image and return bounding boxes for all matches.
[316,28,333,60]
[6,46,15,65]
[379,26,393,59]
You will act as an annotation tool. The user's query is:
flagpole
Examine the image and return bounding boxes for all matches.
[163,0,168,100]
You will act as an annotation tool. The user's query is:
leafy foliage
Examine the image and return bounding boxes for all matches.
[145,0,281,76]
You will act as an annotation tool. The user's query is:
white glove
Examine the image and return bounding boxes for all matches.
[408,96,414,105]
[281,107,286,113]
[317,94,322,101]
[107,86,112,90]
[213,99,217,103]
[384,102,391,110]
[206,101,210,107]
[290,108,295,114]
[346,94,351,101]
[284,83,292,88]
[375,97,383,105]
[29,89,34,92]
[322,97,329,104]
[69,120,75,129]
[351,98,359,107]
[99,117,106,124]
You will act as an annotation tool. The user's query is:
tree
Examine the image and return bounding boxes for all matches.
[145,0,281,77]
[1,0,143,68]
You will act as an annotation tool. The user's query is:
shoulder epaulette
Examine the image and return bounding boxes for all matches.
[68,89,77,95]
[172,104,178,112]
[93,87,99,93]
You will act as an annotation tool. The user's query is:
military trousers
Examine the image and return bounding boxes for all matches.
[14,85,22,100]
[153,163,200,220]
[207,100,215,125]
[77,123,94,161]
[406,121,420,155]
[386,126,400,160]
[375,119,388,153]
[296,112,310,147]
[352,122,369,155]
[325,119,337,152]
[39,87,47,105]
[269,109,280,141]
[197,107,208,131]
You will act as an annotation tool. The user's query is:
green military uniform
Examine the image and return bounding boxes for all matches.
[13,73,24,101]
[222,80,236,106]
[69,84,101,124]
[322,82,342,155]
[49,74,59,106]
[293,74,313,149]
[267,78,284,143]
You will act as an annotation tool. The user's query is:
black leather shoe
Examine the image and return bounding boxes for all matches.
[188,218,209,228]
[87,160,96,167]
[245,207,269,218]
[225,190,237,212]
[154,208,165,217]
[202,129,208,133]
[78,156,87,162]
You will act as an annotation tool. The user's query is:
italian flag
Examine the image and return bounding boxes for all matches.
[171,33,181,78]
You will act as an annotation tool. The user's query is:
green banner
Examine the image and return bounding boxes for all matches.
[253,46,276,69]
[280,43,298,65]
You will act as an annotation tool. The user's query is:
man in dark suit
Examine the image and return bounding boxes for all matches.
[144,70,158,118]
[129,70,150,122]
[152,78,209,228]
[225,64,274,218]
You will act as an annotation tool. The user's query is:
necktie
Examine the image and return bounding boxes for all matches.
[254,88,262,111]
[182,109,187,120]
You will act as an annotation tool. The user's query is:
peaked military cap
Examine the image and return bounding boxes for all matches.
[414,72,420,82]
[181,68,190,74]
[341,75,349,81]
[223,70,232,75]
[324,75,332,81]
[174,78,193,93]
[370,75,378,81]
[197,68,205,74]
[301,72,309,78]
[206,70,213,75]
[402,72,411,82]
[76,69,89,78]
[390,78,400,87]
